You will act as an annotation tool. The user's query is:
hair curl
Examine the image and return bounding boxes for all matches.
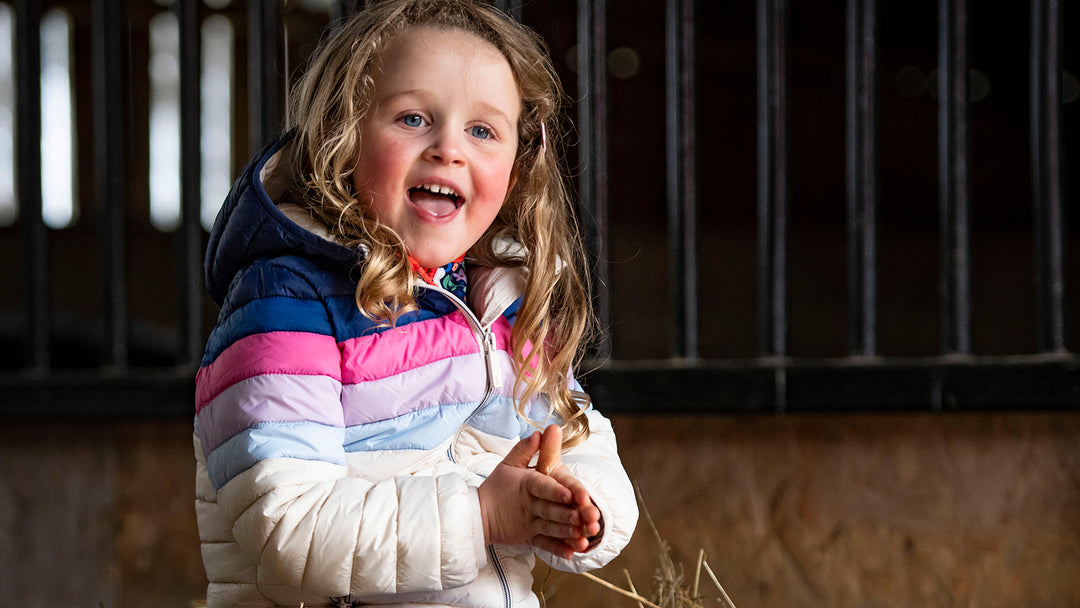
[285,0,595,448]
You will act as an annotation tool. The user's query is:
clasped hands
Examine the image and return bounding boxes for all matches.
[478,424,602,559]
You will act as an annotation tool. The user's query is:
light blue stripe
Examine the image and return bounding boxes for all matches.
[343,401,483,452]
[206,421,346,489]
[467,396,537,440]
[341,395,557,453]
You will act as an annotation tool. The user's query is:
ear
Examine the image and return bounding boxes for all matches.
[505,165,519,200]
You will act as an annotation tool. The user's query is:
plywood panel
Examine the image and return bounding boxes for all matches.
[539,413,1080,608]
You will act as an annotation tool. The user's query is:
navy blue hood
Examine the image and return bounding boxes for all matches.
[204,138,359,306]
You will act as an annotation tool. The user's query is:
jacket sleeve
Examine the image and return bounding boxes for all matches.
[195,261,487,596]
[533,404,639,573]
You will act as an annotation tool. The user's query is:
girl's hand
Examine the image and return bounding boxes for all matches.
[478,431,588,558]
[534,424,603,548]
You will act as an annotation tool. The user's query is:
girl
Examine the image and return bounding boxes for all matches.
[194,0,637,606]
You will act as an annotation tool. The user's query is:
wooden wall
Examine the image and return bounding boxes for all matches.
[1,413,1077,607]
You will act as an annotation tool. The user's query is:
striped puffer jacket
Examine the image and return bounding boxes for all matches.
[194,140,638,607]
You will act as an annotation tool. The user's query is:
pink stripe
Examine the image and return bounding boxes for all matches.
[341,355,495,425]
[339,316,516,425]
[196,331,342,412]
[340,312,485,384]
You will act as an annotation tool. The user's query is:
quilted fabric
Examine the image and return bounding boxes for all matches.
[194,139,637,607]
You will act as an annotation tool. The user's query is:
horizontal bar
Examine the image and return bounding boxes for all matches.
[583,356,1080,414]
[1,355,1076,418]
[0,372,195,418]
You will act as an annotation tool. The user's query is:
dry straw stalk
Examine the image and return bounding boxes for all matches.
[578,487,737,608]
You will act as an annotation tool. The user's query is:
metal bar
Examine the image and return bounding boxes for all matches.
[493,0,522,21]
[14,0,48,372]
[248,0,282,154]
[582,355,1080,414]
[178,0,202,367]
[666,0,697,359]
[938,0,971,354]
[845,0,878,356]
[337,0,364,18]
[757,0,788,358]
[2,354,1076,418]
[0,372,196,418]
[577,0,610,360]
[94,0,128,370]
[1030,0,1067,353]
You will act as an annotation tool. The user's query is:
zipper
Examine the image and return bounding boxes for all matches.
[487,545,513,608]
[418,282,504,407]
[421,283,513,606]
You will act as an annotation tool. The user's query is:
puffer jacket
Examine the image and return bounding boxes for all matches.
[194,139,638,607]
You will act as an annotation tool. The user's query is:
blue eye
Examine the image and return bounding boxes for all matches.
[401,114,425,128]
[469,125,491,140]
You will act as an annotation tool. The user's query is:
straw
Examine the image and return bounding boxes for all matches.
[578,485,739,608]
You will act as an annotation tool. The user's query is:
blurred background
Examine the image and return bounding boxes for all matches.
[0,0,1078,606]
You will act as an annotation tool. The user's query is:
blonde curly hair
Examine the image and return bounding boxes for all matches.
[284,0,595,447]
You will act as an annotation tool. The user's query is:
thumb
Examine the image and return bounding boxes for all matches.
[501,431,542,468]
[535,424,563,476]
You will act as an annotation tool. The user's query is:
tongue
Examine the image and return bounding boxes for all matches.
[411,191,457,217]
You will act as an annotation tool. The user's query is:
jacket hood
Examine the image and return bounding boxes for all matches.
[204,138,359,305]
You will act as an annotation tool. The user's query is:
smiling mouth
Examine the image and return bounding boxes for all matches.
[409,184,463,218]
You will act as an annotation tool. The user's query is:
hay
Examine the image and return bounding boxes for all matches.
[579,486,737,608]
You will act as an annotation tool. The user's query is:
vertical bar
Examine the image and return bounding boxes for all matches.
[94,0,128,369]
[666,0,697,359]
[179,0,202,366]
[845,0,877,356]
[15,0,48,371]
[578,0,610,359]
[938,0,971,355]
[248,0,281,154]
[494,0,522,21]
[337,0,364,18]
[757,0,788,357]
[1030,0,1066,353]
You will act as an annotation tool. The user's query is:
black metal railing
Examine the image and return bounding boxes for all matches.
[1,0,1076,416]
[582,0,1077,411]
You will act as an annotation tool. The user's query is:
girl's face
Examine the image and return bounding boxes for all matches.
[353,26,521,268]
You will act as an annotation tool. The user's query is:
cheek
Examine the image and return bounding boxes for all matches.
[354,137,407,192]
[479,156,517,205]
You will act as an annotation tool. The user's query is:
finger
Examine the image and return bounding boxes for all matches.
[576,502,601,526]
[530,516,585,541]
[501,431,542,468]
[580,517,602,539]
[529,534,583,560]
[525,470,573,504]
[535,424,563,476]
[546,466,592,508]
[531,499,582,527]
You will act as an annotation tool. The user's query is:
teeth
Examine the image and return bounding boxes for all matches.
[420,183,458,198]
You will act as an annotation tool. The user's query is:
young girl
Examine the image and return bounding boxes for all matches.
[194,0,637,606]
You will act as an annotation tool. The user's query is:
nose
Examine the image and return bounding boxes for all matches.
[423,125,466,166]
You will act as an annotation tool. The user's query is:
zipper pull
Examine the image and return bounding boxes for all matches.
[484,329,503,391]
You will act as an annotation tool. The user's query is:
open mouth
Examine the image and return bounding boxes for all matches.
[409,183,463,218]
